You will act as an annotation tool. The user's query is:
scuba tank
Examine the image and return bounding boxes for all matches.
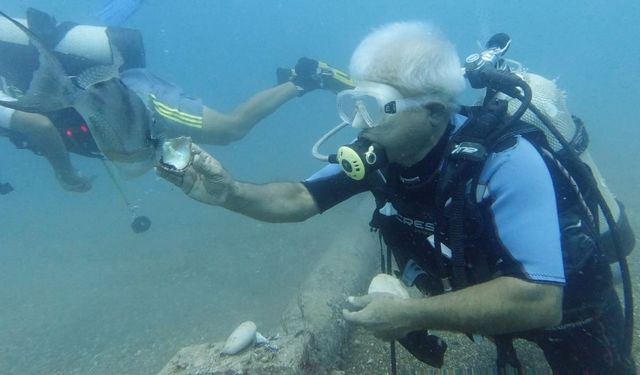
[0,7,145,84]
[0,8,146,158]
[468,41,635,262]
[520,75,633,260]
[464,33,635,359]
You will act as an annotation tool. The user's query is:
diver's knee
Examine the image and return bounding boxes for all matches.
[11,111,56,134]
[10,112,62,149]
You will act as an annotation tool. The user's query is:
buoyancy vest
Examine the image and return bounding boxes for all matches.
[368,105,618,322]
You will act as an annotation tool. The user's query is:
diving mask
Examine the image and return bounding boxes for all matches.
[337,81,434,128]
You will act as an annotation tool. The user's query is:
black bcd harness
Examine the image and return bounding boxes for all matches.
[367,94,634,369]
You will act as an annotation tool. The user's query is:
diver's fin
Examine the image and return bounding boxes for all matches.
[0,11,76,113]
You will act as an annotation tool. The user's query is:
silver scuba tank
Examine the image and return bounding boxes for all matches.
[0,10,145,73]
[499,72,635,260]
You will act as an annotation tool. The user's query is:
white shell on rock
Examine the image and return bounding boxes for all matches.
[367,273,410,299]
[221,321,257,355]
[161,136,192,171]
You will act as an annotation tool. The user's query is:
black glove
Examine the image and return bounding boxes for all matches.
[276,67,295,86]
[293,57,322,92]
[277,57,355,95]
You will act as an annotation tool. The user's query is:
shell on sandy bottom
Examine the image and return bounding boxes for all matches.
[367,273,410,299]
[221,321,257,355]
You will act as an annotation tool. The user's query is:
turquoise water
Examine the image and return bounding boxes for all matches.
[1,1,639,373]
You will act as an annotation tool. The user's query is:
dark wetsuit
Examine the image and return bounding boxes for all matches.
[302,114,634,373]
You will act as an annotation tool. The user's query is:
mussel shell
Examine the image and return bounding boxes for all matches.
[160,136,193,171]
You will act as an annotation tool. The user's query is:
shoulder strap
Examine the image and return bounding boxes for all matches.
[366,169,389,231]
[435,102,543,290]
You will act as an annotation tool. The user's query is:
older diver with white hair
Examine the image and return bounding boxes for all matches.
[158,21,635,373]
[349,22,464,97]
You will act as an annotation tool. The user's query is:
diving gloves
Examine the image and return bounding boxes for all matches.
[277,57,354,95]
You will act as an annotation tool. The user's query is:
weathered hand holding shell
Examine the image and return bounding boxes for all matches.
[156,142,232,206]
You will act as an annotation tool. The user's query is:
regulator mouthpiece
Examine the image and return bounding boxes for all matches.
[330,138,387,180]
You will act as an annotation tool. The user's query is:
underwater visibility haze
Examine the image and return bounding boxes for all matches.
[0,0,639,373]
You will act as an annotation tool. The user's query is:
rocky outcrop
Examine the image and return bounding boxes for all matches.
[157,199,379,375]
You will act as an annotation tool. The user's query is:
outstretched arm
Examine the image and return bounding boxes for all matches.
[195,57,354,145]
[344,276,563,340]
[223,180,319,222]
[156,143,320,222]
[198,82,299,145]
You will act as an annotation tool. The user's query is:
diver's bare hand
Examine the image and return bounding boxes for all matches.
[342,293,413,341]
[156,144,232,206]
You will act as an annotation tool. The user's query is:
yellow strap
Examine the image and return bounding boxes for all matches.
[318,61,355,88]
[150,94,203,128]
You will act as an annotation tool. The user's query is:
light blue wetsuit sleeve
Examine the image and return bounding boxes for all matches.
[479,135,565,284]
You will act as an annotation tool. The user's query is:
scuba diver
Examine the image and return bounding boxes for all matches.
[157,22,635,373]
[0,8,353,192]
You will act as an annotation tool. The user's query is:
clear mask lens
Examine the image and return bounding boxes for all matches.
[337,91,385,128]
[336,82,434,128]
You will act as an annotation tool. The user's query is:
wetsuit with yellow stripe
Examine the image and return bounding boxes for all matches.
[120,68,205,137]
[1,67,205,158]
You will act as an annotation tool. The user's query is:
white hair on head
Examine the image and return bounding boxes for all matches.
[349,22,465,105]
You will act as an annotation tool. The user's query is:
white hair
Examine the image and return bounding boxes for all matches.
[349,22,465,105]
